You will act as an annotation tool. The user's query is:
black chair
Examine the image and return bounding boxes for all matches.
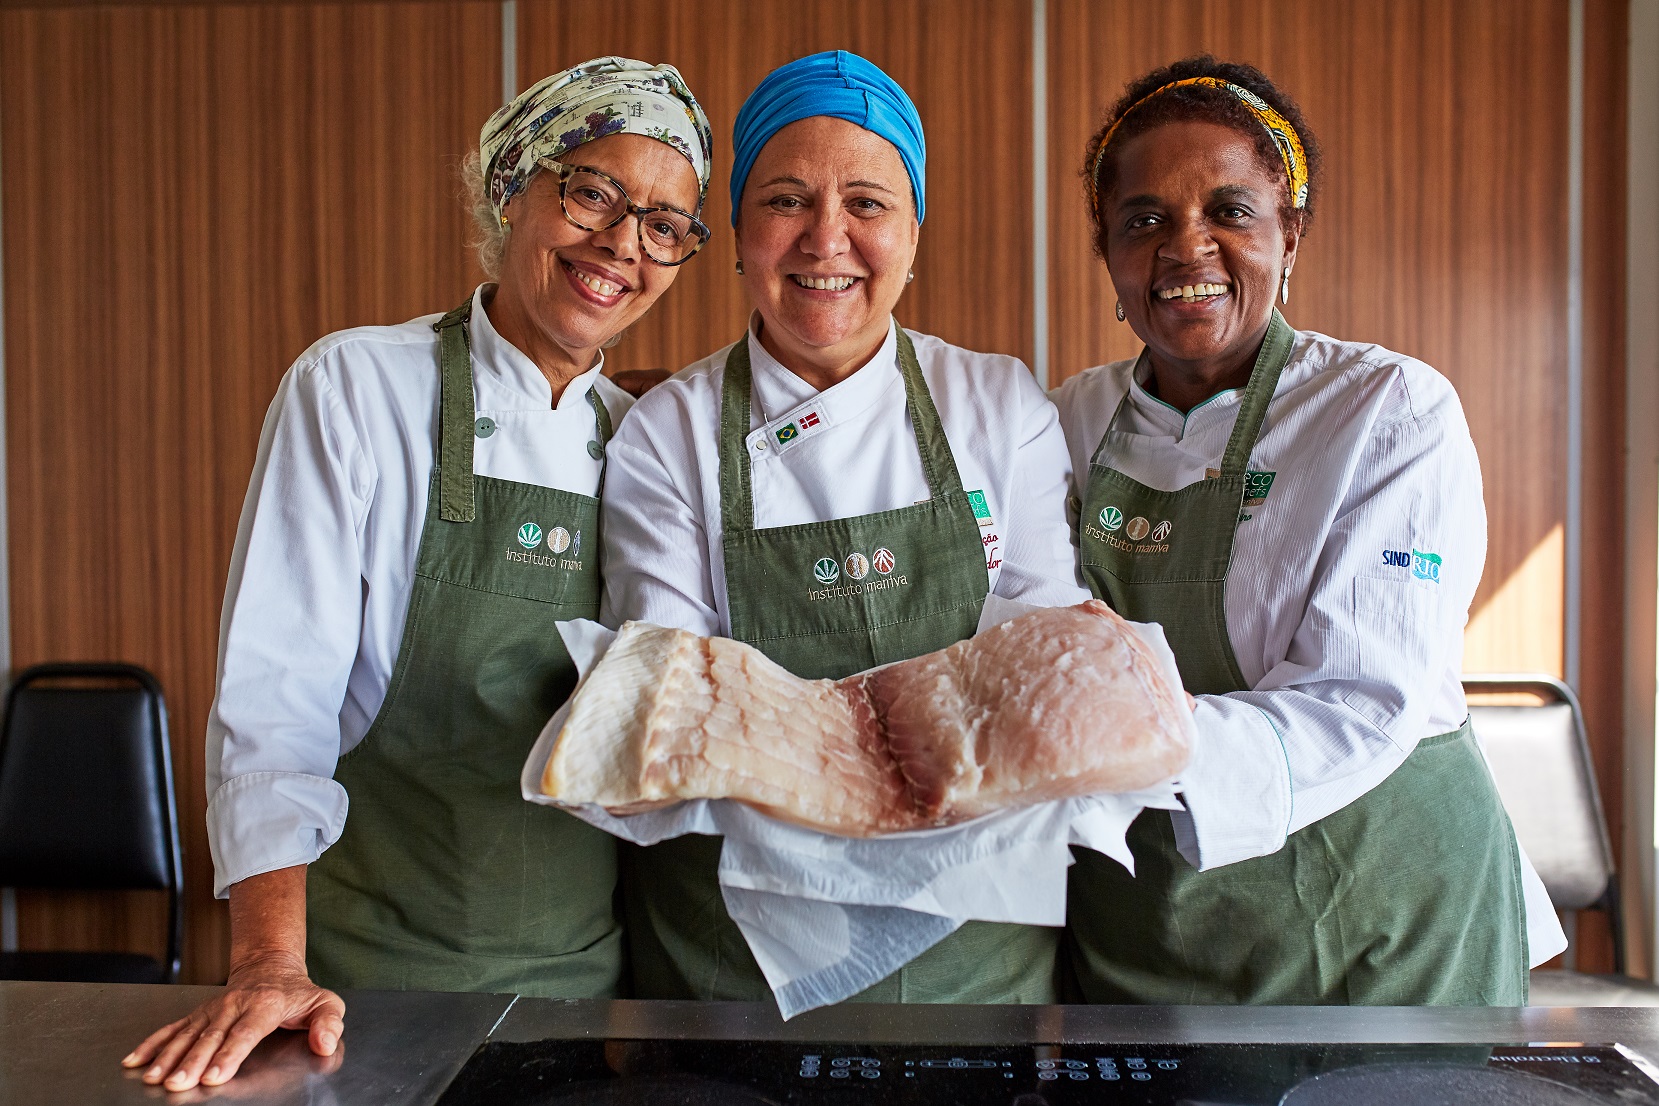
[1465,673,1659,1005]
[0,663,182,983]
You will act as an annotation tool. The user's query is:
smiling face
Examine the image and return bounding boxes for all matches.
[1103,119,1301,396]
[493,132,700,371]
[735,116,921,385]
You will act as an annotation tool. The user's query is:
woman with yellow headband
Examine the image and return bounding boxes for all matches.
[1054,56,1563,1004]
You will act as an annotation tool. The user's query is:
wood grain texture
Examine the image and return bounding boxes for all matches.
[1576,0,1631,976]
[0,1,498,983]
[516,0,1034,373]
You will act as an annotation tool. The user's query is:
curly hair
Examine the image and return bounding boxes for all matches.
[1083,56,1321,255]
[460,149,508,280]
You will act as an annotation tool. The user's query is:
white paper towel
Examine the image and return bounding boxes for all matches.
[521,597,1192,1017]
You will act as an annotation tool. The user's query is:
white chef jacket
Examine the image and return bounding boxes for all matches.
[1054,328,1487,874]
[600,318,1089,637]
[206,284,633,897]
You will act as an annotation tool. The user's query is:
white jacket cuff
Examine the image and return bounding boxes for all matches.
[1170,698,1294,871]
[207,771,349,898]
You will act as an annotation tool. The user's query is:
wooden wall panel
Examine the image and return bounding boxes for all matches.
[516,0,1034,374]
[0,1,498,983]
[1580,0,1632,974]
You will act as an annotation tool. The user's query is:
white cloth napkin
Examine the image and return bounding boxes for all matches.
[521,597,1191,1018]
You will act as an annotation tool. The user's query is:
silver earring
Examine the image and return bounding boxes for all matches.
[1115,301,1126,322]
[906,270,915,284]
[735,260,744,275]
[1280,268,1291,305]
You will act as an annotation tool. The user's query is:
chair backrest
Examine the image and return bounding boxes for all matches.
[0,663,181,978]
[1465,674,1613,912]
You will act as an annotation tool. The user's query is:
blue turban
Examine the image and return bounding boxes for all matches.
[729,50,926,226]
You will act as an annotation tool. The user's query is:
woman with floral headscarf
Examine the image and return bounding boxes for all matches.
[124,58,713,1091]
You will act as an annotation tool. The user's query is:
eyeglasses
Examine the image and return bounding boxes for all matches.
[537,159,710,266]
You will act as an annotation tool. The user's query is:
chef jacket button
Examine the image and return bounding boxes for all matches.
[587,440,604,460]
[474,417,496,438]
[755,439,767,450]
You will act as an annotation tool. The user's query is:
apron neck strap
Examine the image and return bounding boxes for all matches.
[588,385,613,448]
[895,327,967,498]
[1091,309,1295,475]
[1217,308,1294,476]
[719,322,966,534]
[434,299,477,522]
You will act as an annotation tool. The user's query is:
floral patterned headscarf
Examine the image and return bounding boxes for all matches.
[481,56,713,226]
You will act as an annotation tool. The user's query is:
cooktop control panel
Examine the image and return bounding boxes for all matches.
[437,1039,1659,1104]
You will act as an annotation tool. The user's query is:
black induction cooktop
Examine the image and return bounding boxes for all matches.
[435,1037,1659,1104]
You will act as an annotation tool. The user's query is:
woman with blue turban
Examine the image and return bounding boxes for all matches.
[125,58,713,1090]
[601,51,1088,1003]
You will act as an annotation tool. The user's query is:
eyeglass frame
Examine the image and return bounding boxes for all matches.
[535,158,710,267]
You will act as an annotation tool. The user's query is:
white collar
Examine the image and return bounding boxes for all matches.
[742,315,903,453]
[470,283,606,412]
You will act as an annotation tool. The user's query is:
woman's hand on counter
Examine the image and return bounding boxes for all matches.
[121,865,344,1092]
[123,953,344,1091]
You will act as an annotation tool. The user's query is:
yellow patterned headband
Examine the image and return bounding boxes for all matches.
[1086,76,1309,213]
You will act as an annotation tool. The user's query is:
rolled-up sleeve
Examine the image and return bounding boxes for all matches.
[1174,402,1486,871]
[205,362,372,897]
[995,373,1091,607]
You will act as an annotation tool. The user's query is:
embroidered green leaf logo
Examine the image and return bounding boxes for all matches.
[813,557,840,585]
[517,523,543,549]
[1099,506,1124,532]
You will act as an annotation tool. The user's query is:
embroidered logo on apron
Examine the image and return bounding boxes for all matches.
[507,521,583,571]
[1083,512,1174,556]
[806,547,912,601]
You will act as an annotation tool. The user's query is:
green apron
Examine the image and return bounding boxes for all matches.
[624,327,1059,1003]
[1066,310,1528,1005]
[306,300,624,997]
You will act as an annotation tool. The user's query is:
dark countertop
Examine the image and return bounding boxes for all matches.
[8,981,1659,1105]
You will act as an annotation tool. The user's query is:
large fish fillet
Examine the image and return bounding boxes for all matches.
[542,600,1190,836]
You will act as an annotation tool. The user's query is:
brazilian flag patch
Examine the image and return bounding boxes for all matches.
[775,422,799,445]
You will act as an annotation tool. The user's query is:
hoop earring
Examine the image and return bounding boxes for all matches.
[1115,301,1126,322]
[1280,268,1292,305]
[735,260,744,275]
[906,270,915,285]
